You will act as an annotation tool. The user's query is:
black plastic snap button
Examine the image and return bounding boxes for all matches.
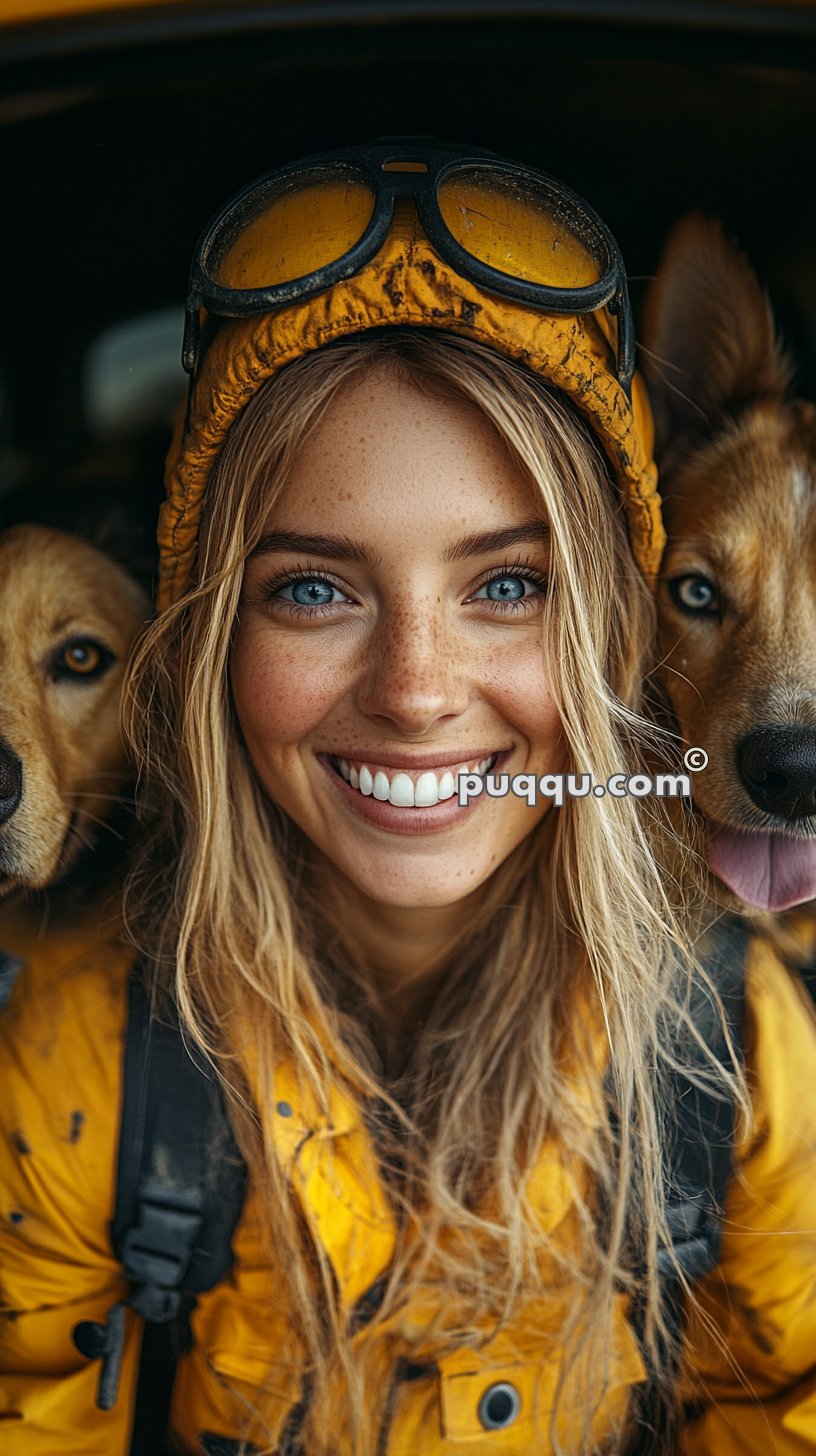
[72,1320,110,1360]
[478,1380,521,1430]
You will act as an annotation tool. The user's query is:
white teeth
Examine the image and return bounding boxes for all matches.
[437,771,456,800]
[388,772,415,807]
[359,765,374,795]
[333,753,499,806]
[414,772,440,807]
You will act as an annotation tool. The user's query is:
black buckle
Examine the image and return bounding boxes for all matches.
[77,1184,205,1411]
[658,1196,721,1283]
[120,1182,204,1321]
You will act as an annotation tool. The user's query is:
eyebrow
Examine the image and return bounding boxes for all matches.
[443,522,550,562]
[250,522,550,566]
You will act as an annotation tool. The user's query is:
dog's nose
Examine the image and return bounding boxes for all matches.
[0,741,22,826]
[736,727,816,819]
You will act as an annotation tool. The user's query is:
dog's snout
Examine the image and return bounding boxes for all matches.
[0,741,23,826]
[736,727,816,819]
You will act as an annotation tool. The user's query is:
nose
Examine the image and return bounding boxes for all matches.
[736,726,816,819]
[0,740,22,827]
[354,601,469,735]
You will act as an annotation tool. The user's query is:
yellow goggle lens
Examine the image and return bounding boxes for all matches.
[211,175,376,291]
[437,169,603,289]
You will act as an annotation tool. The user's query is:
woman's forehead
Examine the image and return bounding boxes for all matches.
[259,366,545,536]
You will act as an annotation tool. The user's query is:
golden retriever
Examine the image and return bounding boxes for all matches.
[0,524,150,896]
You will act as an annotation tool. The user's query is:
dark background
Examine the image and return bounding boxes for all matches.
[2,0,815,519]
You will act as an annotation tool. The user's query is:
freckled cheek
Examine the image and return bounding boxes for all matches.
[230,628,351,745]
[480,647,564,759]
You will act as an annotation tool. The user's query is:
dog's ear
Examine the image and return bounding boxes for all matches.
[642,212,792,459]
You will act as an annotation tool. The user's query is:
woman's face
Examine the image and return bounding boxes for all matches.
[230,365,566,908]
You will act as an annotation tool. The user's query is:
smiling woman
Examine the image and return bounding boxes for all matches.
[4,139,816,1456]
[130,308,676,1448]
[229,354,566,916]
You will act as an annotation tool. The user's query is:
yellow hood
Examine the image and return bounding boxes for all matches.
[157,203,664,611]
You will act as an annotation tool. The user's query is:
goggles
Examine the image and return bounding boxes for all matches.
[182,138,635,392]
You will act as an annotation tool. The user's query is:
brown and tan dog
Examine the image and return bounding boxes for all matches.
[644,215,816,921]
[0,524,150,897]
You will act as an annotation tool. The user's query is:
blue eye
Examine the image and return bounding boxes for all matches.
[285,578,336,606]
[484,576,525,601]
[669,574,720,615]
[472,570,547,610]
[261,570,351,614]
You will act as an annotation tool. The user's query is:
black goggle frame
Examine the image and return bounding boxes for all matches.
[184,139,635,392]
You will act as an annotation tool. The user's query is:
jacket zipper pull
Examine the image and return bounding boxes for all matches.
[72,1301,128,1410]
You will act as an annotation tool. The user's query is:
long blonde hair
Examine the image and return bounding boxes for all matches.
[125,330,744,1454]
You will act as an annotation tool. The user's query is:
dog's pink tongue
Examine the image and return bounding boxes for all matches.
[707,826,816,911]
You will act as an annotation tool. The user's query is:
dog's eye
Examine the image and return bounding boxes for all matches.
[52,638,115,681]
[669,575,719,615]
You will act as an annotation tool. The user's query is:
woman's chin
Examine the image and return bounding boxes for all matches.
[322,850,498,913]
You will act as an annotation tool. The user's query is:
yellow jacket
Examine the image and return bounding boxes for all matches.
[3,907,816,1455]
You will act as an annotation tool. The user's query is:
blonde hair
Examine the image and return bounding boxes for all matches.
[125,330,743,1455]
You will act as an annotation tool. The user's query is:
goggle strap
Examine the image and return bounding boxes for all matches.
[608,283,635,395]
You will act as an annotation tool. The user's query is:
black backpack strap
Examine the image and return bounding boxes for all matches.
[72,965,247,1425]
[659,913,751,1283]
[629,913,751,1453]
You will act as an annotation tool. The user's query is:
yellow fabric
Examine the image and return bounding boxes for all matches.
[3,917,816,1453]
[157,202,665,610]
[0,905,143,1454]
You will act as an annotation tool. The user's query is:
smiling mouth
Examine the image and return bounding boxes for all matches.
[328,753,500,808]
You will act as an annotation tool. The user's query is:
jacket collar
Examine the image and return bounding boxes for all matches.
[267,1003,609,1312]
